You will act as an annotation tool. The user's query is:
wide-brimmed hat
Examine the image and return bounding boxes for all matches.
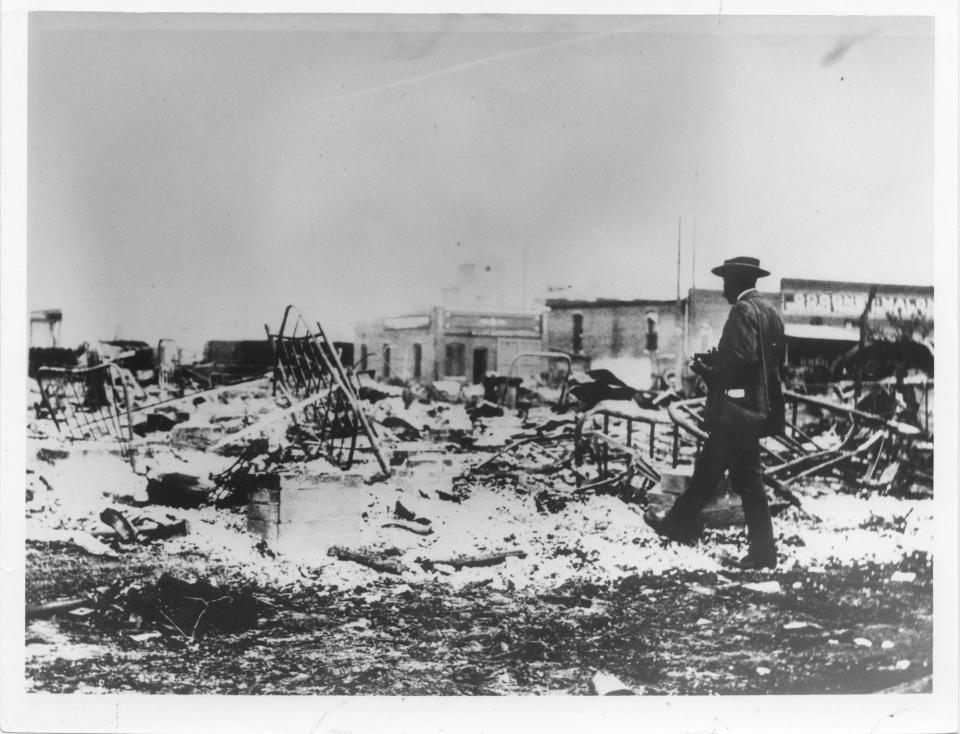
[711,256,770,278]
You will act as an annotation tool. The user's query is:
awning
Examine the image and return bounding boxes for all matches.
[784,323,859,342]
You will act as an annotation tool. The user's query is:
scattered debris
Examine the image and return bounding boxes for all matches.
[22,314,936,695]
[91,517,189,544]
[783,621,821,631]
[147,471,218,509]
[890,571,917,583]
[327,545,406,575]
[26,597,94,621]
[743,581,782,595]
[129,631,163,643]
[591,670,635,695]
[418,550,527,572]
[96,574,262,640]
[99,508,137,543]
[382,522,433,536]
[394,500,420,523]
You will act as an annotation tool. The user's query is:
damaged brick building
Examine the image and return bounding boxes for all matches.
[354,308,544,384]
[545,278,932,392]
[779,278,934,369]
[354,266,933,392]
[354,258,545,384]
[543,296,685,389]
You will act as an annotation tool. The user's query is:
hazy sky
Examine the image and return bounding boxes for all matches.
[27,13,934,349]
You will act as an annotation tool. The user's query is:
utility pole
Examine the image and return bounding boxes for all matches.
[676,216,682,301]
[691,168,699,291]
[522,243,528,308]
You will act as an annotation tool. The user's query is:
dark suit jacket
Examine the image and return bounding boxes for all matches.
[704,290,786,436]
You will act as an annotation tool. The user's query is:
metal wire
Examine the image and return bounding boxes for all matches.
[37,363,134,463]
[267,305,389,474]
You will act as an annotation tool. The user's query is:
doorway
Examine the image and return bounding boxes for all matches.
[412,343,423,380]
[472,347,488,384]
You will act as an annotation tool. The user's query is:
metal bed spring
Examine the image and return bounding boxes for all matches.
[572,405,671,492]
[266,305,388,473]
[37,362,135,463]
[667,390,923,489]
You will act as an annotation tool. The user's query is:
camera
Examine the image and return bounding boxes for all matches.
[690,349,717,378]
[691,349,717,367]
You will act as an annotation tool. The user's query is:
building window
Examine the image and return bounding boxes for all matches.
[412,343,423,380]
[333,342,353,367]
[572,314,584,354]
[445,343,465,377]
[382,344,391,379]
[645,312,659,352]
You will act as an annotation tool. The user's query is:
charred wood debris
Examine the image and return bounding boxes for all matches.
[32,302,933,529]
[28,305,933,641]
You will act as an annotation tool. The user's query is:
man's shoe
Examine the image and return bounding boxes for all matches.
[642,510,701,546]
[736,548,777,570]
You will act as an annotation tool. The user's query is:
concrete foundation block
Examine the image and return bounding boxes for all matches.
[246,474,369,556]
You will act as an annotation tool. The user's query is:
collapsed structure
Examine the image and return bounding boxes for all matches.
[30,301,934,579]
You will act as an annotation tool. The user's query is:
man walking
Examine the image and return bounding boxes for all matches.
[645,256,786,569]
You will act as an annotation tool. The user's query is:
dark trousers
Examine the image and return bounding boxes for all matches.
[667,431,776,552]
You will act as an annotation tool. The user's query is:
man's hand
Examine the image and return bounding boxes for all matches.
[690,358,712,377]
[690,354,717,383]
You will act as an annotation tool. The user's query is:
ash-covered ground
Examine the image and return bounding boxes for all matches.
[22,380,933,695]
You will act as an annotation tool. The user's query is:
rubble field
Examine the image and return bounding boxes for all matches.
[22,374,934,695]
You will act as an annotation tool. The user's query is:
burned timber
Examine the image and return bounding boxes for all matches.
[24,299,934,695]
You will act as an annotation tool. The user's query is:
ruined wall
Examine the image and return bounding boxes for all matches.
[545,300,685,384]
[356,307,544,384]
[355,311,438,381]
[546,302,681,355]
